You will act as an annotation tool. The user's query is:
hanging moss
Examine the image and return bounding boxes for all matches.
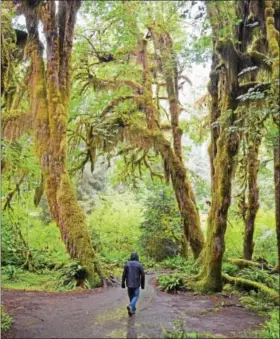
[134,36,204,258]
[24,2,100,284]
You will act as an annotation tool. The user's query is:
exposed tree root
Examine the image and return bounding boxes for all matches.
[227,258,273,271]
[222,273,279,305]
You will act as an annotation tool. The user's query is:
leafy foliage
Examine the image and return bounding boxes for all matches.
[237,268,277,290]
[140,184,182,261]
[2,265,21,281]
[225,209,277,266]
[222,262,239,276]
[1,304,13,332]
[157,274,185,293]
[163,321,217,338]
[253,311,280,339]
[56,261,90,290]
[2,270,60,292]
[88,190,142,263]
[162,257,198,275]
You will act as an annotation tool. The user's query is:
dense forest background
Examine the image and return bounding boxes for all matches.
[1,0,279,337]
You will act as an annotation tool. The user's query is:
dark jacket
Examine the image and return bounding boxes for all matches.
[122,252,145,289]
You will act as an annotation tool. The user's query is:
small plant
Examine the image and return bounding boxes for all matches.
[246,310,280,338]
[237,267,275,288]
[56,261,90,290]
[1,304,13,332]
[142,257,158,270]
[157,274,185,293]
[163,322,217,338]
[4,265,20,281]
[222,262,239,276]
[162,257,198,275]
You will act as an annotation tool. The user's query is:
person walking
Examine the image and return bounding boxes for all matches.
[122,252,145,316]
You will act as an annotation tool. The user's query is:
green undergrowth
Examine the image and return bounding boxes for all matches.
[229,282,279,338]
[1,304,13,332]
[241,310,280,339]
[156,257,198,293]
[222,263,279,304]
[161,256,198,274]
[56,261,92,290]
[2,268,60,292]
[252,310,280,339]
[157,273,186,293]
[163,321,218,338]
[225,209,277,266]
[239,286,278,315]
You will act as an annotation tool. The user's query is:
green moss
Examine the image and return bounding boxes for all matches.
[265,7,275,17]
[2,270,60,292]
[223,273,279,305]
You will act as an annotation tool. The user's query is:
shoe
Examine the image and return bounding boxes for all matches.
[127,305,132,316]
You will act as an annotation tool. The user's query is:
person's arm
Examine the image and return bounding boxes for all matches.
[140,264,145,289]
[121,264,127,288]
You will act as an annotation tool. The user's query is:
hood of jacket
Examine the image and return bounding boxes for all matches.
[130,252,139,261]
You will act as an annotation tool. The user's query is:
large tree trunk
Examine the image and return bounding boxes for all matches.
[198,0,280,291]
[274,136,280,271]
[243,139,260,260]
[150,28,205,257]
[23,1,99,282]
[136,39,204,258]
[264,0,280,272]
[197,1,241,291]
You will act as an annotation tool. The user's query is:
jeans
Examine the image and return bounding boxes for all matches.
[127,287,140,312]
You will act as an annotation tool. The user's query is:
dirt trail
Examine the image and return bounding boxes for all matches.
[2,274,264,338]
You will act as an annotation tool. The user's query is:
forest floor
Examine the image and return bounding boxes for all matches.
[2,274,265,338]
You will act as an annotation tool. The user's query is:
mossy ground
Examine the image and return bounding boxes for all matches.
[2,270,60,292]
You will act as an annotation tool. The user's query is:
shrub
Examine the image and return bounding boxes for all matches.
[222,262,239,276]
[162,256,186,269]
[256,310,280,338]
[141,256,160,271]
[162,257,197,275]
[56,261,90,290]
[1,304,13,332]
[3,265,21,281]
[237,268,276,289]
[157,274,185,293]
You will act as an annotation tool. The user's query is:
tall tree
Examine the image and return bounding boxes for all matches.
[135,36,204,258]
[198,0,279,290]
[73,1,205,258]
[264,0,280,271]
[197,1,240,291]
[17,0,100,282]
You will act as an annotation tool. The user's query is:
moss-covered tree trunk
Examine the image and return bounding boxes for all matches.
[264,0,280,272]
[136,39,204,258]
[23,1,99,282]
[274,137,280,271]
[199,0,279,290]
[243,139,260,260]
[197,1,243,291]
[150,28,205,258]
[273,112,280,274]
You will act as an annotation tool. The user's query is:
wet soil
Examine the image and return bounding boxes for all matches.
[2,274,264,338]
